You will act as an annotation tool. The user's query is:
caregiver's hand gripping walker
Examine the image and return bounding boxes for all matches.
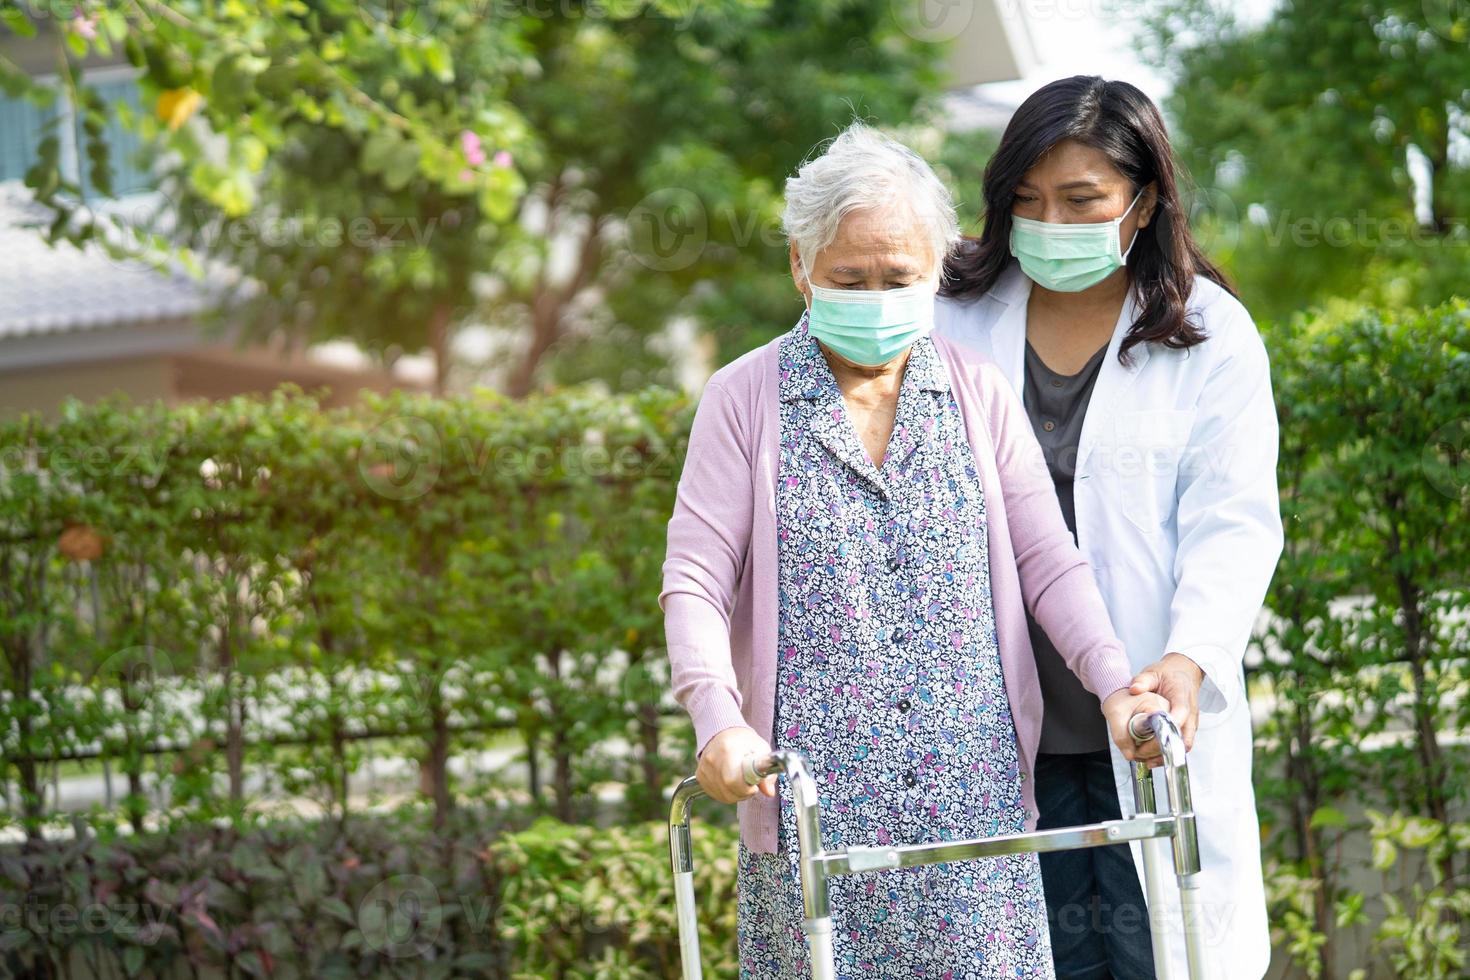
[667,710,1209,980]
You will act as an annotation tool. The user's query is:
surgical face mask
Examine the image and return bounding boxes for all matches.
[798,255,937,367]
[1008,187,1146,293]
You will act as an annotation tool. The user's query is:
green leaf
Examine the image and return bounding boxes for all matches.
[318,896,357,926]
[1309,806,1347,831]
[421,41,453,83]
[1372,836,1398,871]
[382,138,420,191]
[360,127,400,175]
[1,7,37,37]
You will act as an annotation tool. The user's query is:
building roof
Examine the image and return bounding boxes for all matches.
[941,87,1021,134]
[0,184,428,395]
[0,181,227,340]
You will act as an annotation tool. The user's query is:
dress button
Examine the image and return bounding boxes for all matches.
[887,555,901,572]
[1050,379,1063,388]
[893,630,908,645]
[1042,420,1056,432]
[897,698,912,712]
[904,772,917,787]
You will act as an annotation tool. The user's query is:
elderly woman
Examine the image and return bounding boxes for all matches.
[660,122,1167,978]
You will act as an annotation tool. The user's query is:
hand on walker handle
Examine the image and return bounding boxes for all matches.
[1128,651,1205,751]
[1101,688,1171,768]
[696,725,779,804]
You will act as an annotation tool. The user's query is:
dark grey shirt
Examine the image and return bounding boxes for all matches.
[1022,339,1111,754]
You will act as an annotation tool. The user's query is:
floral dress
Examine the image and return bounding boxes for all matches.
[735,315,1054,979]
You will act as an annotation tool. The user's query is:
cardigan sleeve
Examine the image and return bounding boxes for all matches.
[659,381,756,762]
[981,362,1135,701]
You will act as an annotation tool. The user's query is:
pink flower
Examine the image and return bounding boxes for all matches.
[71,14,98,39]
[492,149,513,168]
[460,129,486,166]
[457,168,472,182]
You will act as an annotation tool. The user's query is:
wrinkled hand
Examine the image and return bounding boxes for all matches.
[1128,652,1205,751]
[1101,688,1172,767]
[696,726,778,804]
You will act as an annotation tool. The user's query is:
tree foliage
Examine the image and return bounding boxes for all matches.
[1254,300,1470,977]
[0,0,953,394]
[1130,0,1470,323]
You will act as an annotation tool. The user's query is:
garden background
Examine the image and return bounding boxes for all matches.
[0,0,1468,977]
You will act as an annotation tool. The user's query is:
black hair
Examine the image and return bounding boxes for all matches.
[940,75,1235,362]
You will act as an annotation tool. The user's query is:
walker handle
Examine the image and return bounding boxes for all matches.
[742,751,781,786]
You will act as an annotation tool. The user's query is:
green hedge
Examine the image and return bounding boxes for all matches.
[1254,300,1470,977]
[0,384,692,836]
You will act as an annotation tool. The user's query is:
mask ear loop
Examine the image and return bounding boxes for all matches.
[797,251,814,313]
[1117,186,1148,263]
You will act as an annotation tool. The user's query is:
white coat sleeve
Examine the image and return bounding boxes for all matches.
[1164,306,1284,718]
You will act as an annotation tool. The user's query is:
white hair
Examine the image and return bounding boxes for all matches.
[781,121,961,282]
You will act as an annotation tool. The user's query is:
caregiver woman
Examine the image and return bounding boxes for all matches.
[660,121,1168,978]
[935,76,1284,979]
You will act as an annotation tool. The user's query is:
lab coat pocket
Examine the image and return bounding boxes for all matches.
[1110,409,1197,534]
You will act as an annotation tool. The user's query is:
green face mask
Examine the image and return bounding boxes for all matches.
[1009,187,1145,292]
[799,255,936,367]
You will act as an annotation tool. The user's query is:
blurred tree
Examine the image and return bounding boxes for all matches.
[0,0,957,395]
[484,0,945,395]
[0,0,532,394]
[1128,0,1470,322]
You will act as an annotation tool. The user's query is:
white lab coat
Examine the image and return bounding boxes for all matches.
[935,260,1283,980]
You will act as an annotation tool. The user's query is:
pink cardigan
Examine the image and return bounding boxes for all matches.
[659,329,1135,854]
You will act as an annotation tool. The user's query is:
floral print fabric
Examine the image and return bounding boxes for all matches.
[735,315,1054,979]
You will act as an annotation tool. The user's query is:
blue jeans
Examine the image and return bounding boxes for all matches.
[1035,749,1156,979]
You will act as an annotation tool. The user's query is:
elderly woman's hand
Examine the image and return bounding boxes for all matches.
[1100,689,1173,768]
[697,726,779,804]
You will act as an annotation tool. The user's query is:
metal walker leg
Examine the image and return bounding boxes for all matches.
[669,710,1206,979]
[1132,716,1208,979]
